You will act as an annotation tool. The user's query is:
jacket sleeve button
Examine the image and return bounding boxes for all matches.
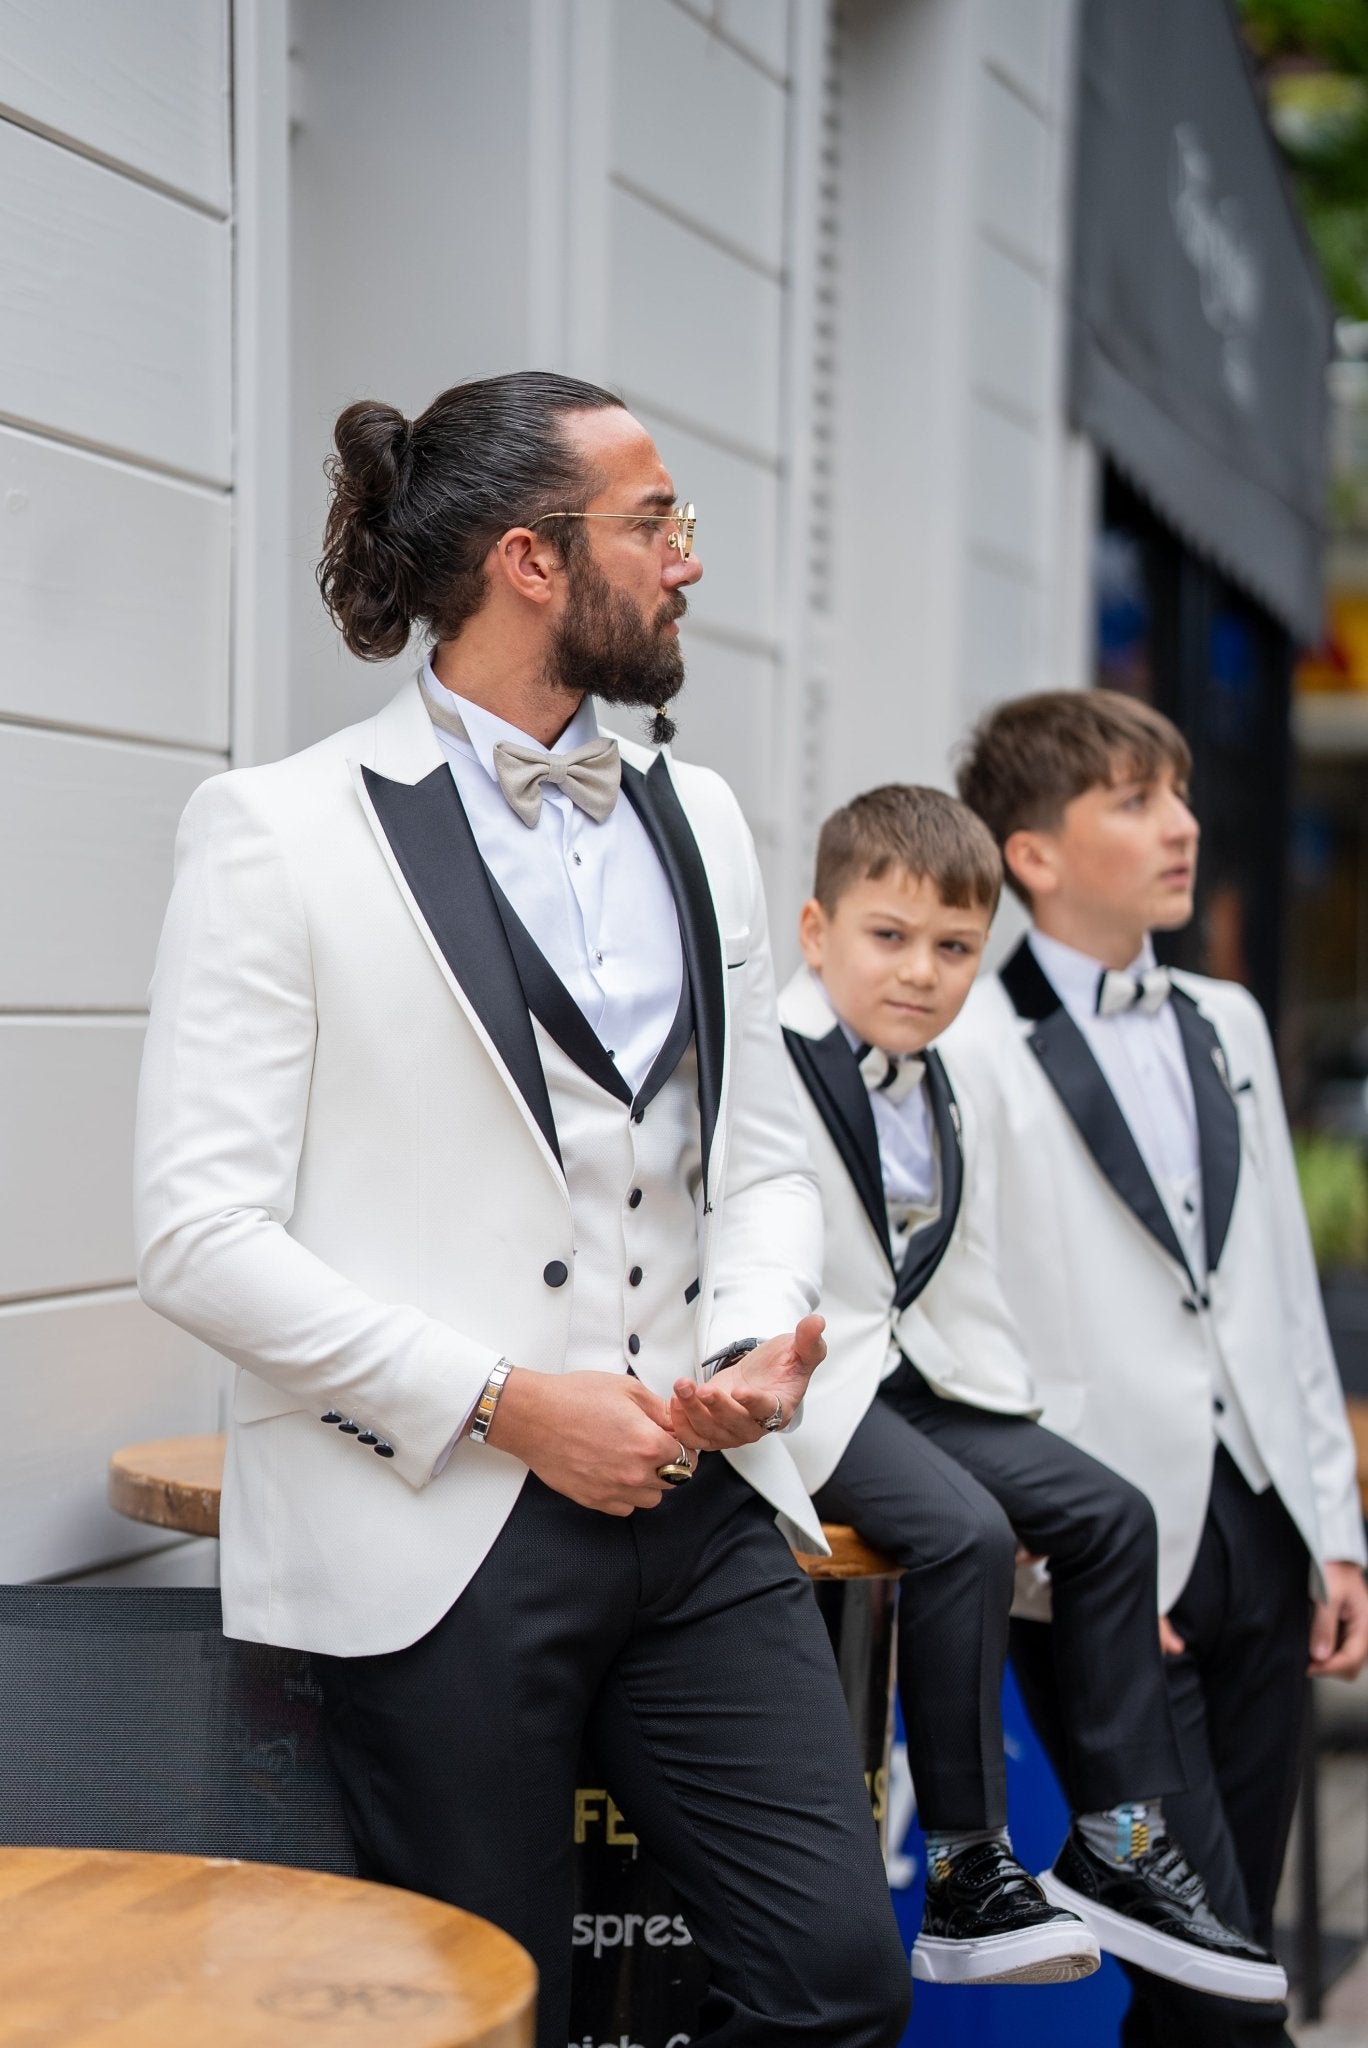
[320,1411,342,1425]
[543,1260,569,1288]
[373,1442,395,1458]
[338,1419,360,1434]
[357,1431,378,1445]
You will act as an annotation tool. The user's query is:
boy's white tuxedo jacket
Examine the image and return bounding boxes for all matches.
[777,969,1039,1496]
[134,676,825,1656]
[922,938,1365,1610]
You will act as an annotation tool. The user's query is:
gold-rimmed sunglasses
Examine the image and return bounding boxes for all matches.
[533,502,697,560]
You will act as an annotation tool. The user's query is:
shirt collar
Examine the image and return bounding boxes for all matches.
[421,659,600,785]
[1028,927,1157,1023]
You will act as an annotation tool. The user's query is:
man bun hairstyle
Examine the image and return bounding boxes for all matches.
[317,370,627,661]
[955,689,1192,904]
[814,785,1002,917]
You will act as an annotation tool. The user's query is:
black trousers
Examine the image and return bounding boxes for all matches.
[1012,1447,1311,2048]
[314,1455,910,2048]
[817,1369,1184,1832]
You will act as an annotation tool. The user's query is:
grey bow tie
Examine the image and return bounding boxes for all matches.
[1095,965,1173,1019]
[425,687,621,828]
[857,1043,926,1105]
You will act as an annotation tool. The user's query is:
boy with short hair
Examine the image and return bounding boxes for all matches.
[780,784,1282,2000]
[931,689,1368,2046]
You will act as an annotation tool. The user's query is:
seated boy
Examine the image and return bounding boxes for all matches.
[916,690,1368,2046]
[780,783,1284,2003]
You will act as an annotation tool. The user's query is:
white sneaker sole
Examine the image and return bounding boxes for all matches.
[1038,1872,1289,2004]
[912,1921,1102,1985]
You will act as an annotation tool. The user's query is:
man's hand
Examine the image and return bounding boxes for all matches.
[1159,1614,1186,1658]
[667,1314,826,1451]
[1309,1560,1368,1679]
[483,1369,684,1515]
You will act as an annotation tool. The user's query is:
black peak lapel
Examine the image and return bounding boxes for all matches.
[998,935,1063,1022]
[360,765,561,1167]
[784,1024,893,1268]
[621,757,725,1195]
[1171,988,1241,1273]
[894,1051,963,1310]
[1001,938,1193,1281]
[481,868,632,1106]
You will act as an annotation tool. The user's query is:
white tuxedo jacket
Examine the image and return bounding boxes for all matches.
[922,938,1366,1610]
[135,676,825,1655]
[778,969,1038,1495]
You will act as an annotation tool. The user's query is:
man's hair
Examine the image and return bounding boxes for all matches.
[813,785,1002,916]
[956,690,1192,904]
[317,370,626,660]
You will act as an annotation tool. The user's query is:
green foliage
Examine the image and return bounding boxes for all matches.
[1240,0,1368,315]
[1294,1129,1368,1271]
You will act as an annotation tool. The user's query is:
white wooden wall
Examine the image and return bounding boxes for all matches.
[0,0,231,1581]
[829,0,1090,816]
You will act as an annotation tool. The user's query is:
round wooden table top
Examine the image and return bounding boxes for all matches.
[0,1846,535,2047]
[108,1433,899,1578]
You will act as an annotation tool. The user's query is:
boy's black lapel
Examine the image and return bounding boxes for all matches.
[784,1025,893,1267]
[360,764,561,1166]
[1170,988,1241,1273]
[894,1050,963,1310]
[999,937,1193,1281]
[620,756,724,1199]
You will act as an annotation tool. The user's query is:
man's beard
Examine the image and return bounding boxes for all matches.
[546,554,686,745]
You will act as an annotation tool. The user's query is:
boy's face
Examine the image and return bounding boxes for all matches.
[1008,759,1198,948]
[799,868,992,1056]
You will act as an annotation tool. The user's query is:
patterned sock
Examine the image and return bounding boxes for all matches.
[1076,1799,1167,1864]
[924,1824,1010,1879]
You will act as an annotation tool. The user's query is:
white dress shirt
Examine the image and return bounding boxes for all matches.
[423,663,682,1092]
[1028,927,1269,1492]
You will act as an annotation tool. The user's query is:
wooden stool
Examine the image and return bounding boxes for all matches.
[0,1846,534,2046]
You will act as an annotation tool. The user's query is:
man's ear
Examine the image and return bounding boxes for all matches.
[489,526,562,608]
[798,897,828,970]
[1004,829,1056,903]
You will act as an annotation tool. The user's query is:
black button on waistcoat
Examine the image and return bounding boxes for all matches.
[627,1334,641,1356]
[628,1188,643,1208]
[543,1260,569,1288]
[629,1266,643,1287]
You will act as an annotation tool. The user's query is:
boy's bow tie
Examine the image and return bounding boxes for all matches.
[856,1042,926,1104]
[1095,965,1173,1019]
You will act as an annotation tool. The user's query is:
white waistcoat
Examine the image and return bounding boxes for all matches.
[534,1018,704,1395]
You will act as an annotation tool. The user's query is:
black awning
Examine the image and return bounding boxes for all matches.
[1070,0,1331,644]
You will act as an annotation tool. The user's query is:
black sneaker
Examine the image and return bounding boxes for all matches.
[913,1839,1101,1985]
[1038,1827,1288,2003]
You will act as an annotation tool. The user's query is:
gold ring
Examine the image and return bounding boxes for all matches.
[657,1441,694,1486]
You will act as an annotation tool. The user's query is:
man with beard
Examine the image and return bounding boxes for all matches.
[134,373,910,2048]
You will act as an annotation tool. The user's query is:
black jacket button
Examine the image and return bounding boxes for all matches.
[373,1442,395,1458]
[627,1334,641,1356]
[358,1431,378,1445]
[628,1188,643,1208]
[1213,1396,1225,1415]
[338,1419,359,1434]
[629,1266,643,1287]
[543,1260,569,1288]
[321,1411,342,1425]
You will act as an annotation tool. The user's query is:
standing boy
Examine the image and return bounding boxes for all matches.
[935,689,1368,2046]
[780,785,1281,2000]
